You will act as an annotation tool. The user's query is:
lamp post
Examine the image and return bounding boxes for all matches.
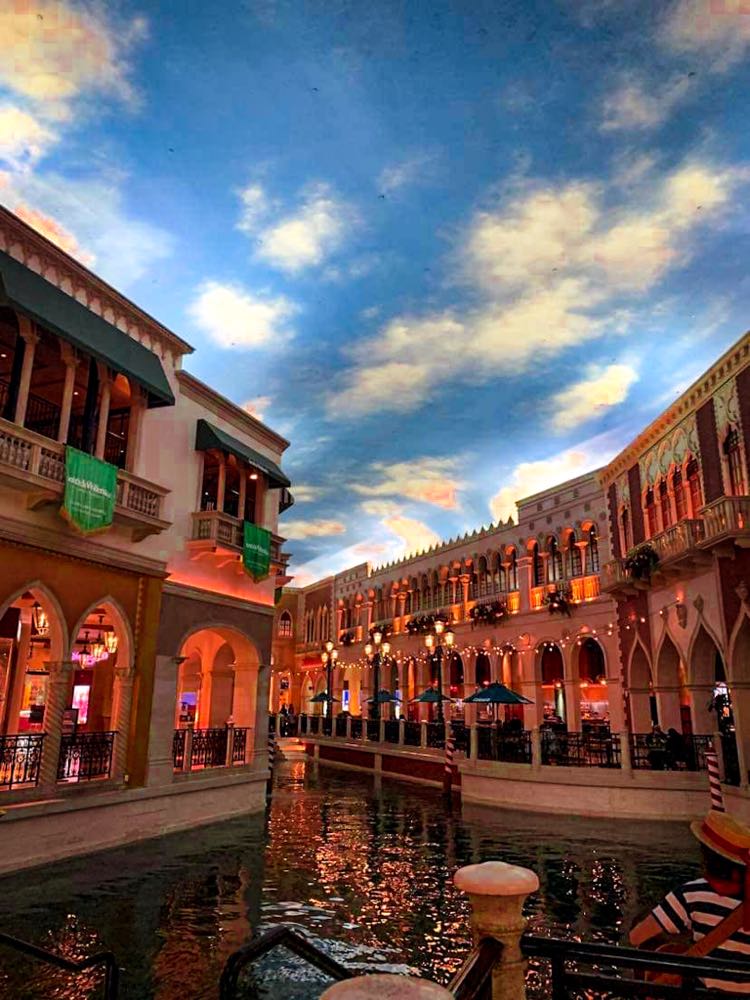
[364,630,390,722]
[320,640,338,718]
[424,619,455,724]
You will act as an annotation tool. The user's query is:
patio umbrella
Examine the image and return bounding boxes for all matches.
[366,689,402,704]
[309,691,340,704]
[464,682,532,705]
[410,688,454,704]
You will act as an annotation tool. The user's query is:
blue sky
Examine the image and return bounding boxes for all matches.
[2,0,750,583]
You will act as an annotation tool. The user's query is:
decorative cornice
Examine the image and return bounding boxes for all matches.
[600,331,750,487]
[0,206,194,360]
[162,580,275,616]
[177,370,289,453]
[0,515,168,578]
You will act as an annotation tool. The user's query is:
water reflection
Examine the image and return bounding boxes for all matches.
[0,761,700,998]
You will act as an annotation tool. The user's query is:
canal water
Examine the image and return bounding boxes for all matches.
[0,760,701,999]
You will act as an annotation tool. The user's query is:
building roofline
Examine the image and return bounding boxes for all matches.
[600,330,750,486]
[519,468,604,506]
[0,205,195,357]
[177,370,290,453]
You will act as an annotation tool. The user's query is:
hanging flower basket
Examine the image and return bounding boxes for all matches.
[406,612,451,635]
[542,585,573,617]
[469,600,508,627]
[624,543,659,581]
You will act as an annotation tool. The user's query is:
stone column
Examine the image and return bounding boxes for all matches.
[40,660,73,790]
[619,729,632,773]
[421,720,428,748]
[146,655,183,787]
[470,724,478,760]
[531,727,542,769]
[3,610,31,735]
[111,665,135,783]
[238,468,247,522]
[57,343,78,444]
[454,860,540,1000]
[517,556,533,612]
[94,364,112,459]
[225,720,236,767]
[216,453,227,512]
[14,319,38,427]
[321,974,453,999]
[252,662,271,756]
[125,387,147,475]
[686,683,714,734]
[183,720,194,773]
[564,679,581,731]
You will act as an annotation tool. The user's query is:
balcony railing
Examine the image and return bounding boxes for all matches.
[476,726,532,764]
[541,729,621,768]
[0,734,44,789]
[701,495,750,548]
[57,731,115,782]
[570,574,600,602]
[629,732,714,772]
[651,518,705,562]
[190,510,290,572]
[0,417,170,537]
[190,727,228,769]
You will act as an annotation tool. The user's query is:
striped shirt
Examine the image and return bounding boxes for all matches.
[652,878,750,992]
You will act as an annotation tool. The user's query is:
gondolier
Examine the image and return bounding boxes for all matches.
[630,811,750,992]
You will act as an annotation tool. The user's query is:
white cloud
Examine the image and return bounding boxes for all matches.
[0,1,145,111]
[600,75,690,132]
[359,499,402,518]
[283,519,347,539]
[253,182,357,274]
[378,153,434,193]
[1,171,172,285]
[352,458,462,510]
[292,484,326,503]
[490,448,604,523]
[549,363,639,432]
[237,182,271,233]
[661,0,750,71]
[188,281,297,348]
[382,514,441,555]
[0,105,57,169]
[329,159,744,417]
[242,395,272,421]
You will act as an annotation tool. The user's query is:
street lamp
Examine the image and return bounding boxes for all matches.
[424,619,455,724]
[364,630,390,721]
[320,640,338,718]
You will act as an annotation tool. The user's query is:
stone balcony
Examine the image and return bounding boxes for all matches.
[0,416,170,540]
[602,517,710,595]
[700,496,750,552]
[188,509,290,576]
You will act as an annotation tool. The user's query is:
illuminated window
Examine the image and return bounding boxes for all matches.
[567,533,582,577]
[687,458,702,515]
[673,468,687,521]
[659,479,672,529]
[724,428,746,496]
[548,537,563,582]
[507,549,518,591]
[620,508,631,553]
[278,611,293,638]
[531,542,544,587]
[645,487,658,537]
[588,526,600,573]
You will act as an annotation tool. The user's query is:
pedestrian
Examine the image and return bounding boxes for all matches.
[630,811,750,992]
[646,724,667,770]
[666,727,685,770]
[279,702,288,736]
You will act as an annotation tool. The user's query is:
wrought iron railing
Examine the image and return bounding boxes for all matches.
[219,926,354,999]
[722,731,742,786]
[366,719,380,742]
[335,715,348,738]
[523,933,750,997]
[630,733,713,772]
[299,714,309,735]
[384,719,400,743]
[321,716,333,737]
[451,721,470,754]
[172,729,186,771]
[232,727,248,764]
[190,727,228,769]
[58,731,115,782]
[0,931,120,999]
[350,717,362,739]
[309,716,320,736]
[541,729,621,768]
[404,720,422,746]
[477,726,532,764]
[426,721,445,749]
[0,733,44,788]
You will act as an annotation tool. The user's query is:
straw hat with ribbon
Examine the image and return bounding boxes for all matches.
[691,811,750,928]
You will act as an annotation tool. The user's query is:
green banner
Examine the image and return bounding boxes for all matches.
[62,446,117,535]
[243,521,272,580]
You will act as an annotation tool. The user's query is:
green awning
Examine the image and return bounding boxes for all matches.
[195,418,291,489]
[0,250,174,407]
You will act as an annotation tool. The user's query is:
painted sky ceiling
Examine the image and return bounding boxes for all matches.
[2,0,750,584]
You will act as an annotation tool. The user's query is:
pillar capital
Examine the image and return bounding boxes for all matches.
[16,314,39,344]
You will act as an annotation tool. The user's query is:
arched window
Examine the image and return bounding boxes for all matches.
[673,467,687,521]
[645,487,658,538]
[491,553,503,592]
[588,525,600,573]
[404,588,411,615]
[548,537,563,583]
[659,479,672,530]
[724,428,746,496]
[278,611,293,638]
[566,532,582,578]
[477,557,489,597]
[507,549,518,591]
[687,458,702,515]
[620,508,631,554]
[531,542,544,587]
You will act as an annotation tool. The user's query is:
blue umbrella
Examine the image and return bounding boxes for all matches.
[464,682,532,705]
[410,688,454,704]
[309,691,340,704]
[366,689,402,704]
